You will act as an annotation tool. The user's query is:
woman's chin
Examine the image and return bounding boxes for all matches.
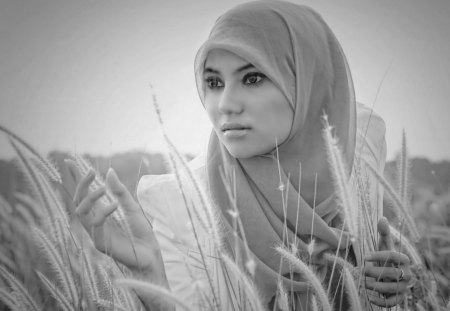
[224,144,272,159]
[224,144,254,159]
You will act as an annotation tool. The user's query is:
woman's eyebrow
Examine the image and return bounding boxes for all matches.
[203,63,256,75]
[204,67,220,74]
[235,63,255,73]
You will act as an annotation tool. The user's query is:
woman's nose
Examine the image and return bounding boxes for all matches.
[218,85,244,114]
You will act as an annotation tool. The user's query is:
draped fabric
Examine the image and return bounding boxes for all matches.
[194,0,357,303]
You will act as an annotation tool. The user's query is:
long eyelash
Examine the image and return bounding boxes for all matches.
[204,77,223,89]
[243,72,266,84]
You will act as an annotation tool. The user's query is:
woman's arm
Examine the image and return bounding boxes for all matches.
[65,160,175,311]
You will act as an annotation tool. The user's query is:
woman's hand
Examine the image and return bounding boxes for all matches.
[364,217,412,308]
[65,160,174,310]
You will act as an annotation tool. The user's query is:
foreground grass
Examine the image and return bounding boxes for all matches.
[0,123,448,310]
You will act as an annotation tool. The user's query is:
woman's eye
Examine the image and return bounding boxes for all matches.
[205,77,223,89]
[243,72,265,85]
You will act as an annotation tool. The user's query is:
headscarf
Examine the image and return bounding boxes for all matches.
[194,0,357,304]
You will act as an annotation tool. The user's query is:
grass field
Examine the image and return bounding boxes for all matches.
[0,125,449,310]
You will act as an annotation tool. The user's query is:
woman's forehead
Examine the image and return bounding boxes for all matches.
[204,49,251,71]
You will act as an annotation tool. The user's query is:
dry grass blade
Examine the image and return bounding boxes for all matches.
[0,288,17,310]
[362,158,420,241]
[397,130,410,204]
[30,156,62,183]
[0,265,40,311]
[116,279,194,311]
[94,298,130,311]
[96,264,114,303]
[10,139,77,251]
[151,87,222,250]
[166,152,221,310]
[322,116,359,244]
[342,267,362,311]
[80,249,100,303]
[310,295,319,311]
[0,252,15,272]
[323,253,359,280]
[389,225,422,265]
[33,227,79,305]
[276,246,332,311]
[0,124,61,182]
[218,166,255,277]
[277,281,290,311]
[428,226,450,242]
[36,270,76,311]
[9,138,48,209]
[14,193,45,223]
[117,285,139,311]
[219,254,265,311]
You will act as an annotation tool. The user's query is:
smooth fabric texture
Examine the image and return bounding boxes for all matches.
[137,103,387,310]
[194,0,358,299]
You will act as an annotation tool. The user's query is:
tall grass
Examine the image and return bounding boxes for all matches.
[0,115,448,311]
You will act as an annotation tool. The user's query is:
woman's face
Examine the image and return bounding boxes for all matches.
[203,49,294,158]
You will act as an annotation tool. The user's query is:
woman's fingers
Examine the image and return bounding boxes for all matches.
[73,169,96,205]
[76,185,119,226]
[76,187,106,215]
[368,292,405,308]
[365,279,408,294]
[364,265,412,282]
[377,217,394,251]
[106,168,136,211]
[364,251,410,266]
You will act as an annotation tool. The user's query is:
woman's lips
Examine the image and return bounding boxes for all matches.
[221,123,251,138]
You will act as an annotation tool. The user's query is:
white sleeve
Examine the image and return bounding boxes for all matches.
[136,174,206,309]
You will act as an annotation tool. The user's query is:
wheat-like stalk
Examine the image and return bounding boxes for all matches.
[0,124,61,183]
[277,281,290,311]
[323,253,359,281]
[362,158,420,241]
[96,263,114,302]
[33,227,79,305]
[219,254,266,311]
[30,156,62,184]
[116,279,194,311]
[0,265,40,311]
[13,192,45,222]
[151,87,223,251]
[397,130,410,205]
[0,288,17,311]
[10,139,50,210]
[166,151,222,310]
[322,116,359,245]
[80,249,100,303]
[36,270,76,311]
[342,267,362,311]
[94,298,130,311]
[389,225,422,265]
[276,246,332,311]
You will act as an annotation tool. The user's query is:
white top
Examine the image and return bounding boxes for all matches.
[137,103,387,310]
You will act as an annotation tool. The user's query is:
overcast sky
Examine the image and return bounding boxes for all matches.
[1,0,449,161]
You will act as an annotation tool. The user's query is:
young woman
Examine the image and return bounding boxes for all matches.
[67,1,412,310]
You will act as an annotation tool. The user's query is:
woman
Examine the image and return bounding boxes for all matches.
[67,1,412,310]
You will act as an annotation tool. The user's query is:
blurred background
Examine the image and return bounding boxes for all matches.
[0,0,449,161]
[0,0,449,302]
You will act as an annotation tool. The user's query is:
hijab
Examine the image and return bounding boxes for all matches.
[194,0,357,303]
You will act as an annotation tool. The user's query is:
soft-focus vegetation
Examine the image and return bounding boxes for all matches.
[0,125,449,310]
